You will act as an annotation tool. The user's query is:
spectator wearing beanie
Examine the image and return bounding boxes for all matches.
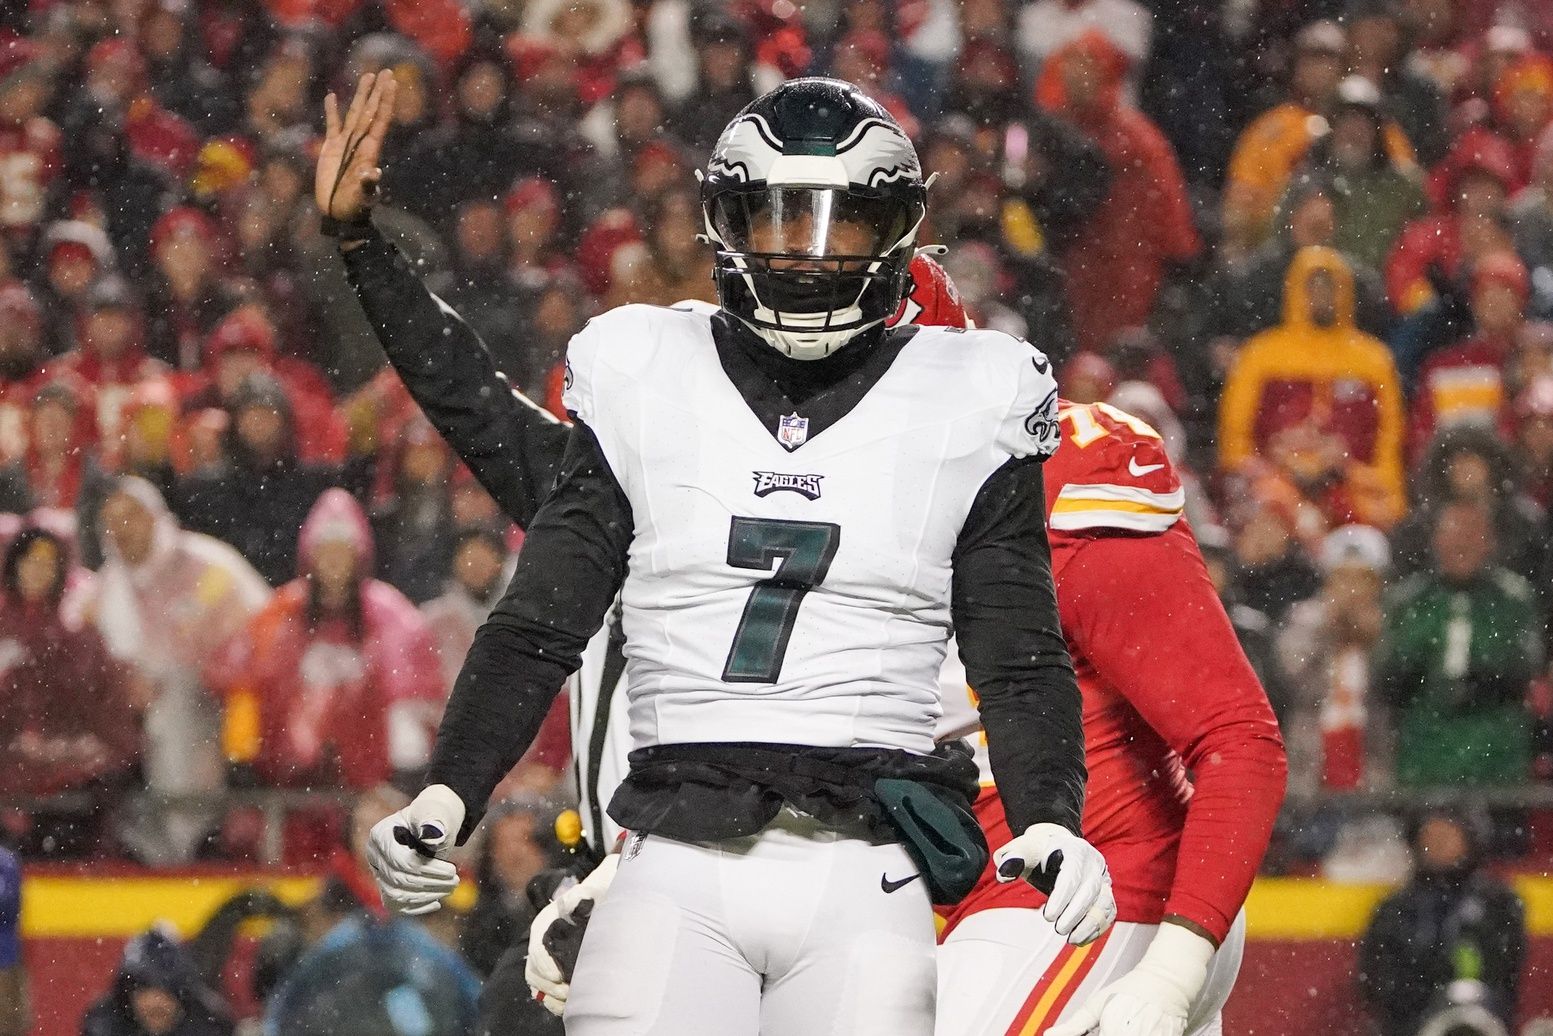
[1294,75,1428,272]
[370,417,458,606]
[82,928,234,1036]
[1358,807,1526,1036]
[577,67,679,212]
[238,37,317,149]
[1035,30,1200,354]
[36,220,117,354]
[176,372,337,585]
[1276,524,1392,795]
[183,305,346,464]
[1345,0,1450,166]
[1410,251,1531,454]
[1219,246,1407,528]
[4,377,102,511]
[412,50,535,220]
[670,10,758,154]
[503,176,572,295]
[55,276,168,458]
[1208,174,1393,344]
[425,198,534,378]
[138,1,240,133]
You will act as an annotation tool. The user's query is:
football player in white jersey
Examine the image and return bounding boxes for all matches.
[333,71,1114,1034]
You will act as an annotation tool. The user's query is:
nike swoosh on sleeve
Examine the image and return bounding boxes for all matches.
[1127,458,1165,477]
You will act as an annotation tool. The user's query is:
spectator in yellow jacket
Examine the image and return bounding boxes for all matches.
[1219,246,1407,529]
[1223,21,1415,255]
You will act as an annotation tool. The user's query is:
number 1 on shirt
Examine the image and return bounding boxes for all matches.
[722,516,841,683]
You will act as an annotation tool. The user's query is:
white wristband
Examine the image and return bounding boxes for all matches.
[1138,921,1216,998]
[413,784,468,843]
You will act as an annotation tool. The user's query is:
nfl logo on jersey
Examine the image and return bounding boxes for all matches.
[777,412,809,450]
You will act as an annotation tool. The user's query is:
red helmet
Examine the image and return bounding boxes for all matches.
[888,252,970,330]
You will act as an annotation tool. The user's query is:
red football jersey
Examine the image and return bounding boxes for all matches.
[937,401,1286,943]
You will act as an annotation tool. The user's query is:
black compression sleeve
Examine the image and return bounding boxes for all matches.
[428,421,633,841]
[341,224,570,527]
[952,457,1085,835]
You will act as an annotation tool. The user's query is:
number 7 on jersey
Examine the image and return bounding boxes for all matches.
[722,516,841,683]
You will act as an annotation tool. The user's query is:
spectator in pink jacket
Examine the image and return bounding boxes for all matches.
[208,488,443,795]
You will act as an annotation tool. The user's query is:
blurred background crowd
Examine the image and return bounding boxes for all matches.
[3,0,1553,1031]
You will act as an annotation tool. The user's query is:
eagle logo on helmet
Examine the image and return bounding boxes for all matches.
[709,113,920,191]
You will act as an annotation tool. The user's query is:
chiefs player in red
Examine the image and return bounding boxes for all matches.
[907,255,1287,1036]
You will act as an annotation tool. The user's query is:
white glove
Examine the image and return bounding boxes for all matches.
[1046,922,1215,1036]
[993,823,1116,945]
[365,784,466,916]
[526,854,620,1016]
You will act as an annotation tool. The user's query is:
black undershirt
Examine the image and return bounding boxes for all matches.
[711,312,918,449]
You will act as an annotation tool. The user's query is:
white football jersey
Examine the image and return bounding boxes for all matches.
[563,304,1059,756]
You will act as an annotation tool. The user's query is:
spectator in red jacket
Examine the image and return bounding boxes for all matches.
[36,221,117,354]
[54,277,168,462]
[208,488,444,794]
[504,177,569,291]
[182,305,345,464]
[1035,29,1200,353]
[56,38,198,204]
[0,526,138,856]
[1412,251,1531,455]
[144,207,237,372]
[5,377,100,510]
[1390,129,1519,313]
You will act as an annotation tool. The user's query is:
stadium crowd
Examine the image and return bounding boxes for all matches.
[1,0,1553,1011]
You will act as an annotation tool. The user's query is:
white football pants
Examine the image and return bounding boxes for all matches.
[936,909,1247,1036]
[564,806,938,1036]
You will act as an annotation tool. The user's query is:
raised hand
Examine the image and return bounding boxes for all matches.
[315,70,398,223]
